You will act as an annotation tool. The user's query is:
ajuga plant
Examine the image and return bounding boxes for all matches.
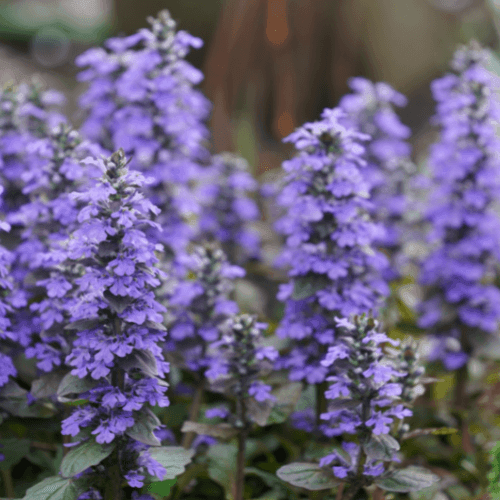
[75,10,211,259]
[20,150,193,500]
[181,314,279,500]
[197,153,261,262]
[0,81,66,215]
[164,243,244,446]
[0,192,17,396]
[274,106,389,429]
[277,315,439,499]
[418,42,500,371]
[4,125,103,377]
[339,78,413,279]
[0,187,53,469]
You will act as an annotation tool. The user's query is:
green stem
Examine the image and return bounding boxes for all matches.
[454,329,474,456]
[235,428,248,500]
[341,483,361,500]
[182,380,205,449]
[315,381,328,432]
[1,469,14,499]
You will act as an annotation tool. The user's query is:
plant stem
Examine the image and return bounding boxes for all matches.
[182,379,205,449]
[454,362,474,455]
[341,483,361,500]
[105,319,125,500]
[315,381,328,432]
[455,330,474,456]
[1,469,14,499]
[235,428,248,500]
[335,483,345,500]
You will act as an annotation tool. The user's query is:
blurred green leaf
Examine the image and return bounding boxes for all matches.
[23,476,77,500]
[0,438,30,470]
[376,466,440,493]
[276,462,339,491]
[60,440,115,478]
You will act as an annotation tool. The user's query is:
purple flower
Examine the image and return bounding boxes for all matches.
[76,10,211,257]
[206,314,277,425]
[197,153,260,262]
[274,107,389,384]
[165,244,243,374]
[56,150,171,495]
[318,315,423,479]
[339,78,412,271]
[418,42,500,368]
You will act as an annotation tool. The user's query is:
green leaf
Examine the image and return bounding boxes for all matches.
[246,398,273,427]
[363,434,400,461]
[23,476,77,500]
[145,446,194,480]
[246,383,303,427]
[57,373,97,402]
[64,319,99,331]
[126,408,162,446]
[291,275,330,300]
[60,440,115,478]
[0,382,55,418]
[320,398,360,412]
[276,463,340,491]
[181,421,239,440]
[147,478,177,496]
[266,383,303,425]
[402,427,458,440]
[118,349,159,378]
[206,443,238,496]
[103,290,133,314]
[376,466,440,493]
[0,438,30,470]
[31,370,68,399]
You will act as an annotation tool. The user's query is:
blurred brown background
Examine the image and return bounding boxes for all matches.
[0,0,498,174]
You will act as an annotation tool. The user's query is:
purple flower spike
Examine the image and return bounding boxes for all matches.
[9,125,104,372]
[76,10,211,258]
[206,314,277,425]
[0,81,66,215]
[319,315,423,480]
[197,153,261,262]
[165,243,242,375]
[339,78,414,279]
[418,42,500,368]
[55,150,175,495]
[274,106,390,384]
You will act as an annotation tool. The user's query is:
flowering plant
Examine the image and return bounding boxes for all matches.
[274,106,389,387]
[277,315,438,498]
[418,42,500,369]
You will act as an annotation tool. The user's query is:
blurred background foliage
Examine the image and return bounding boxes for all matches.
[0,0,499,174]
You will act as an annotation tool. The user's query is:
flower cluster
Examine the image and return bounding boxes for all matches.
[7,125,103,374]
[339,78,413,276]
[198,153,260,262]
[76,10,211,257]
[274,107,389,384]
[418,42,500,369]
[165,243,244,375]
[57,150,171,493]
[0,82,65,215]
[319,316,413,479]
[9,124,102,266]
[0,208,16,390]
[206,314,278,412]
